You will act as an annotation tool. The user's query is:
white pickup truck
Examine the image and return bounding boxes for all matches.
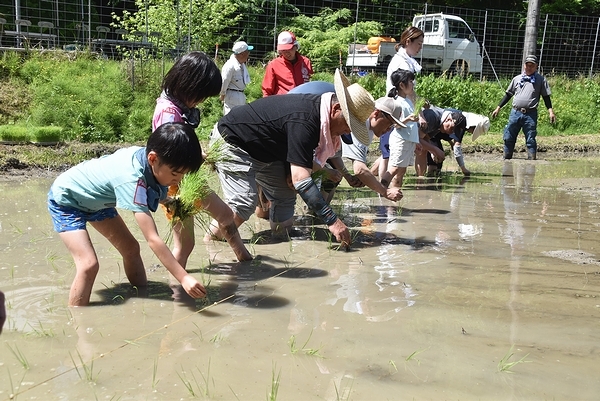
[346,13,483,76]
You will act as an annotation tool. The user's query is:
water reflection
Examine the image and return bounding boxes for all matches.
[2,160,600,399]
[500,160,538,359]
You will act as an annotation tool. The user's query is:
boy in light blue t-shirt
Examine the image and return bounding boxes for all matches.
[380,69,421,191]
[48,122,248,306]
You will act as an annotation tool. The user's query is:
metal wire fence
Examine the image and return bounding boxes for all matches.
[2,0,600,79]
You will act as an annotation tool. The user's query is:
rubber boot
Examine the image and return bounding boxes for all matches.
[527,150,537,160]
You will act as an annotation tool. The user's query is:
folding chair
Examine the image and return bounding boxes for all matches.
[0,18,6,47]
[15,19,32,48]
[37,21,55,48]
[94,25,110,55]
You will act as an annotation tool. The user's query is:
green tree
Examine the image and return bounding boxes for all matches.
[111,0,242,52]
[284,8,384,72]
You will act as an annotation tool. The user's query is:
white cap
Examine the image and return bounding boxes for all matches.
[375,97,406,128]
[232,41,253,54]
[277,31,298,51]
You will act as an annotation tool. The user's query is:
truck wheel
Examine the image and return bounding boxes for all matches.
[448,60,469,78]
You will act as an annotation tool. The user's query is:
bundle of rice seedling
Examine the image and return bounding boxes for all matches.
[413,97,428,117]
[162,139,229,225]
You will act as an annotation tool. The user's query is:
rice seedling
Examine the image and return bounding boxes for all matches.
[326,232,334,252]
[152,358,160,390]
[26,320,55,337]
[333,378,354,401]
[10,223,24,236]
[0,125,30,143]
[191,322,204,341]
[111,294,125,304]
[30,126,63,144]
[209,333,224,343]
[176,361,213,398]
[389,359,398,374]
[497,346,531,373]
[7,343,30,369]
[43,292,56,314]
[198,359,213,398]
[405,348,427,366]
[413,97,428,117]
[228,385,241,400]
[288,329,323,358]
[69,350,100,383]
[6,367,28,400]
[46,250,61,272]
[176,366,197,397]
[163,139,228,225]
[267,362,281,401]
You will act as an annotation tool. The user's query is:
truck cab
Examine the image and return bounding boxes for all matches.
[412,13,483,76]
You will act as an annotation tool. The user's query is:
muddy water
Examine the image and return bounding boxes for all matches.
[0,157,599,400]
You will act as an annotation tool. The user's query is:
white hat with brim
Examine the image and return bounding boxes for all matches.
[463,111,490,141]
[472,117,490,141]
[334,69,375,146]
[375,97,406,129]
[232,41,253,54]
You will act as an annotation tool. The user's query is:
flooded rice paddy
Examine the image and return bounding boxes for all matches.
[0,155,599,400]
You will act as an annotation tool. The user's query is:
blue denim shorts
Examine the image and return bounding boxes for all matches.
[379,132,391,159]
[47,195,118,233]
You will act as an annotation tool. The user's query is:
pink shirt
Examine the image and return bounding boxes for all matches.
[152,96,184,131]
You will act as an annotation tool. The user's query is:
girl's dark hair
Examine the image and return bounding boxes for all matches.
[146,122,203,173]
[161,51,222,106]
[387,68,416,98]
[394,26,425,52]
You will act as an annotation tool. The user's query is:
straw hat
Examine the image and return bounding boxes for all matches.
[333,69,375,146]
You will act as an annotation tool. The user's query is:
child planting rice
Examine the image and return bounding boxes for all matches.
[151,51,253,269]
[47,122,249,306]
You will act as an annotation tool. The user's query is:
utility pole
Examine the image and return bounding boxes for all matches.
[524,0,541,62]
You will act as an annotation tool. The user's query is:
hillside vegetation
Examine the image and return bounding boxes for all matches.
[1,50,599,146]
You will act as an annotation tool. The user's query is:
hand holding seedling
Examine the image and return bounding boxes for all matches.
[180,275,207,298]
[385,187,403,202]
[403,114,419,123]
[329,219,351,247]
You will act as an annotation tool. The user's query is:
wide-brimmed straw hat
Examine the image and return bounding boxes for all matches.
[334,69,375,146]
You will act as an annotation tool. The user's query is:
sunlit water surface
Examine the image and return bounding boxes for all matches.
[0,157,599,400]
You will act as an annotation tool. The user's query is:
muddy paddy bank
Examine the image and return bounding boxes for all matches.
[0,148,599,400]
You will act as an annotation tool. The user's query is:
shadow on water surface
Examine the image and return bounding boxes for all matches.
[3,158,600,400]
[94,279,291,312]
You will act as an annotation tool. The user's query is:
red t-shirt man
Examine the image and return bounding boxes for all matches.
[261,31,313,97]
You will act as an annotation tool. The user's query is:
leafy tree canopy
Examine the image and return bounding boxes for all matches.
[282,8,384,71]
[111,0,242,51]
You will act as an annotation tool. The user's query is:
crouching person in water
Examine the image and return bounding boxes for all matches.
[47,122,249,306]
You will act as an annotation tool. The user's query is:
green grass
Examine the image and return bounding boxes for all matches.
[2,51,600,146]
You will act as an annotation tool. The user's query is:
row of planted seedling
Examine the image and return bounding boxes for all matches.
[0,125,64,144]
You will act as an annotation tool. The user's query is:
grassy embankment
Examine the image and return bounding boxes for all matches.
[1,51,599,171]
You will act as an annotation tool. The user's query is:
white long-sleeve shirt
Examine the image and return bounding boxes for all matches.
[220,54,250,95]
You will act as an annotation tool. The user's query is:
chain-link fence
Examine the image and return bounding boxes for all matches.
[1,0,599,79]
